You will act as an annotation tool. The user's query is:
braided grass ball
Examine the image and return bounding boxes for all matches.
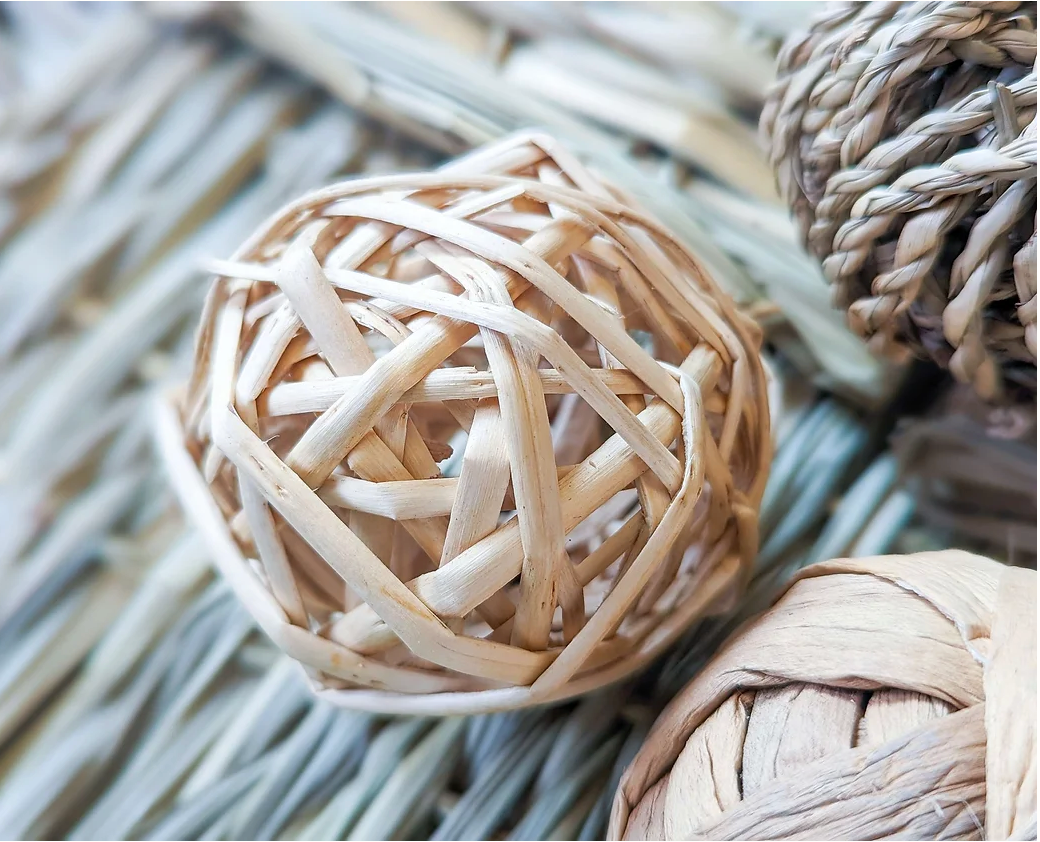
[610,551,1037,841]
[762,2,1038,401]
[158,133,771,714]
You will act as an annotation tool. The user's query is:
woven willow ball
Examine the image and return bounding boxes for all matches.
[762,2,1038,402]
[160,133,771,714]
[610,551,1037,841]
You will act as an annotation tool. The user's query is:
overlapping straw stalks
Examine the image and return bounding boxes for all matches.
[2,384,926,840]
[894,384,1037,567]
[210,0,893,405]
[0,3,1033,841]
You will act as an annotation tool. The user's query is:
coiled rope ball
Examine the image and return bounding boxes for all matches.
[158,133,772,715]
[762,2,1038,402]
[610,551,1037,841]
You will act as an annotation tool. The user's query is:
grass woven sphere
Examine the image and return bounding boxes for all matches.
[762,2,1038,402]
[610,551,1037,841]
[160,133,772,714]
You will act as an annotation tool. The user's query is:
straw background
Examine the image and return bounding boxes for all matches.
[0,3,1034,840]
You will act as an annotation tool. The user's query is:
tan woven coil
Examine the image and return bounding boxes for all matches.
[610,550,1037,841]
[762,2,1038,402]
[157,133,772,715]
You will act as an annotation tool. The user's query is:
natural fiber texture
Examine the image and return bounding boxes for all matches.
[894,384,1037,567]
[610,550,1037,841]
[212,0,894,406]
[0,5,873,838]
[160,132,771,714]
[4,5,1005,840]
[762,1,1038,402]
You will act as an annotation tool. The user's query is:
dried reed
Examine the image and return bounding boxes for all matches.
[0,3,1024,840]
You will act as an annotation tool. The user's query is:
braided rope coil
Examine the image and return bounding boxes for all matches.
[762,1,1038,402]
[157,133,772,714]
[610,550,1037,841]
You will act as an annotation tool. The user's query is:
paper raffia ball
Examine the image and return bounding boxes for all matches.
[610,551,1037,841]
[761,2,1038,402]
[158,133,771,714]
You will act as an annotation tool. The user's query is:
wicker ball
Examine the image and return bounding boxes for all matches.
[762,2,1038,402]
[159,133,771,714]
[610,551,1037,841]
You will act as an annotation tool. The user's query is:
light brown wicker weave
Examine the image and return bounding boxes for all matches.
[156,132,772,714]
[610,550,1037,841]
[762,2,1038,402]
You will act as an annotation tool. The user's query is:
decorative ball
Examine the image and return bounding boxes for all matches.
[610,551,1037,841]
[761,2,1038,402]
[159,133,771,714]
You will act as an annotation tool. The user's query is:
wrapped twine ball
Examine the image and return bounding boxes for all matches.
[610,551,1037,841]
[158,133,771,714]
[762,2,1038,402]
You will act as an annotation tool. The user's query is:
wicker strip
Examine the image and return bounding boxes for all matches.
[610,550,1037,841]
[763,1,1038,401]
[160,132,771,714]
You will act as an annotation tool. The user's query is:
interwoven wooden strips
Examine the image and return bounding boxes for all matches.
[158,133,771,714]
[610,550,1037,841]
[762,1,1038,402]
